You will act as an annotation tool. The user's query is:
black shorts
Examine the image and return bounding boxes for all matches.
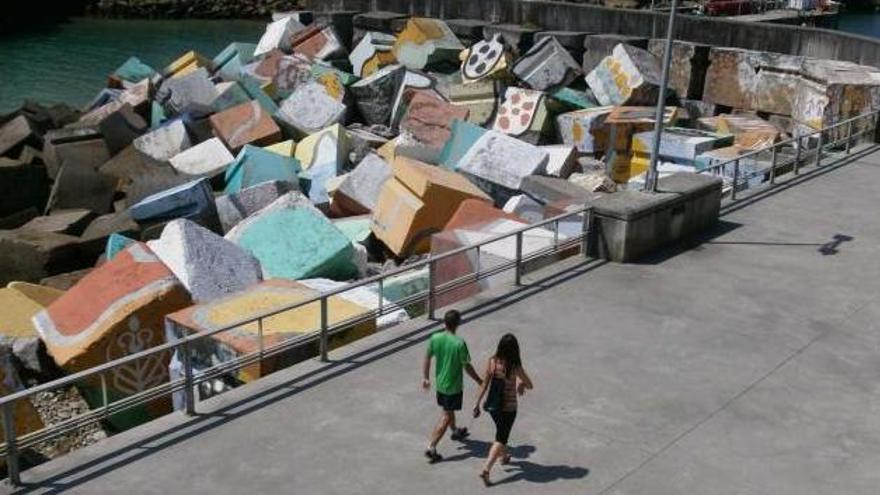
[436,392,463,411]
[490,410,517,444]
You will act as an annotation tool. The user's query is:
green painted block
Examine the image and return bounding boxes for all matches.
[213,42,257,81]
[224,145,302,195]
[231,207,358,281]
[240,77,279,114]
[212,81,252,112]
[549,87,598,110]
[105,233,135,260]
[150,101,167,129]
[114,56,157,84]
[437,119,487,170]
[332,216,372,243]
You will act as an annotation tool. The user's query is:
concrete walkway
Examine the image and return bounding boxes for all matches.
[8,146,880,494]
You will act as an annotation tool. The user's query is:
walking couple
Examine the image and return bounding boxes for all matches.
[421,310,534,486]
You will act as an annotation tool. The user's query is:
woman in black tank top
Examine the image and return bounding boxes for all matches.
[473,333,534,486]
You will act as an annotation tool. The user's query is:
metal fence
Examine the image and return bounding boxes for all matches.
[0,205,593,485]
[695,111,880,200]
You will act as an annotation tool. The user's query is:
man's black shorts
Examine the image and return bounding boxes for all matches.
[436,392,463,411]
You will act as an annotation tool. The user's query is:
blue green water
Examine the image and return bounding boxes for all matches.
[0,17,265,113]
[2,14,880,114]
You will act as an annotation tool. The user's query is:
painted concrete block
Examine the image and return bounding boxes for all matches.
[349,31,397,77]
[272,53,314,98]
[393,18,463,70]
[491,87,552,144]
[542,145,579,178]
[213,42,257,81]
[702,47,760,110]
[443,75,500,126]
[226,202,357,281]
[793,59,880,135]
[333,152,392,215]
[255,16,306,57]
[210,81,252,113]
[445,19,490,44]
[444,198,519,231]
[332,215,372,243]
[168,137,234,178]
[397,90,469,164]
[370,156,490,256]
[695,145,770,191]
[210,100,282,152]
[240,77,279,114]
[112,56,157,84]
[215,180,298,233]
[159,67,218,117]
[148,219,262,303]
[299,277,408,329]
[482,24,538,58]
[276,81,347,137]
[647,39,710,101]
[33,243,190,426]
[631,127,734,165]
[521,175,597,205]
[78,79,151,127]
[133,120,192,165]
[582,34,648,76]
[0,115,38,157]
[106,232,136,260]
[503,194,545,223]
[460,34,511,84]
[512,36,582,92]
[437,119,488,171]
[20,209,96,236]
[556,106,614,154]
[225,144,302,195]
[534,30,589,58]
[389,71,436,130]
[350,64,406,126]
[294,124,349,205]
[166,279,375,385]
[130,177,220,231]
[0,283,61,340]
[698,114,780,149]
[291,24,347,60]
[586,43,662,107]
[456,129,549,191]
[163,50,213,79]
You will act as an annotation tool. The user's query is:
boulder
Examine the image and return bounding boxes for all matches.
[210,100,282,152]
[0,115,39,157]
[0,282,63,376]
[264,139,296,157]
[20,209,96,236]
[168,137,234,178]
[586,43,662,107]
[512,36,582,91]
[371,156,491,256]
[44,131,108,180]
[47,157,116,215]
[148,219,262,303]
[39,268,92,291]
[225,196,358,281]
[793,59,880,136]
[445,19,491,45]
[0,230,86,285]
[33,243,191,428]
[225,144,302,195]
[630,127,734,167]
[393,18,463,70]
[97,103,149,156]
[216,179,298,233]
[0,157,49,217]
[333,152,392,215]
[534,31,589,60]
[698,114,780,149]
[130,177,220,232]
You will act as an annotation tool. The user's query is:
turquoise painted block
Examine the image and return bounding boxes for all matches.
[240,77,279,114]
[105,233,136,260]
[332,216,372,243]
[437,119,488,170]
[232,208,357,281]
[212,82,252,112]
[224,145,302,195]
[549,87,598,110]
[114,56,157,83]
[130,177,219,230]
[213,42,257,81]
[310,64,360,86]
[151,101,167,129]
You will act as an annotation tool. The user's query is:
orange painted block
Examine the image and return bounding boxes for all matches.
[33,243,191,419]
[371,157,490,257]
[166,279,376,383]
[210,100,283,152]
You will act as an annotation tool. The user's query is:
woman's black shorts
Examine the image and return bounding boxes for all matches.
[490,409,517,444]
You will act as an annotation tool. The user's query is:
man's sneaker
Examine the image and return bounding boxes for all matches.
[451,427,470,441]
[424,449,443,463]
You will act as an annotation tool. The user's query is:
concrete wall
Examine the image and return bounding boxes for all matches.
[307,0,880,67]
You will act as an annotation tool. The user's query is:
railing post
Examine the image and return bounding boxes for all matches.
[514,231,523,286]
[553,219,559,248]
[769,144,778,185]
[731,159,740,201]
[427,260,436,320]
[181,339,195,416]
[581,209,591,259]
[257,318,264,372]
[319,297,329,362]
[101,373,109,418]
[3,401,20,487]
[377,278,384,316]
[475,245,481,278]
[794,135,801,175]
[845,120,854,155]
[815,131,823,167]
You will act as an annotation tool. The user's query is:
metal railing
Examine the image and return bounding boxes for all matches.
[0,205,593,486]
[696,111,880,200]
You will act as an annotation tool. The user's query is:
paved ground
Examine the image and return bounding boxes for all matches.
[8,146,880,494]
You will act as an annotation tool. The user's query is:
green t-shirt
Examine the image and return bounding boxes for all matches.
[428,330,471,395]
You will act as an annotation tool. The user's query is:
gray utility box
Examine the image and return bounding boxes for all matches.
[588,173,721,262]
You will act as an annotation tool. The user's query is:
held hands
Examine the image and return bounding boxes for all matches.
[421,379,431,391]
[517,383,528,396]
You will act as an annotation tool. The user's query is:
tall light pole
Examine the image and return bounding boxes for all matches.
[644,0,679,193]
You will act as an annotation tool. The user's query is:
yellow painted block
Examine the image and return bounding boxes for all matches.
[164,50,212,78]
[0,287,51,338]
[7,281,64,307]
[294,124,348,170]
[264,139,297,157]
[377,136,399,162]
[610,153,645,184]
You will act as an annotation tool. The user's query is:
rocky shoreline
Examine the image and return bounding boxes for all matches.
[89,0,304,19]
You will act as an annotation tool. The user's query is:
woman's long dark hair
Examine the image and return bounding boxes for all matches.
[494,333,522,378]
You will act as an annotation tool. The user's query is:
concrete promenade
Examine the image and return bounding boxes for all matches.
[8,146,880,494]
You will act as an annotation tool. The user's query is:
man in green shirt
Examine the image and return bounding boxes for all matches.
[422,310,481,463]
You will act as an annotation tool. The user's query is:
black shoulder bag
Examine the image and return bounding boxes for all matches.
[482,360,505,412]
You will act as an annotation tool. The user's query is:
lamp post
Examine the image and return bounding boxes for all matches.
[644,0,679,193]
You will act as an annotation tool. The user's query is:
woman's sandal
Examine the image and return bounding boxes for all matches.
[480,470,491,487]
